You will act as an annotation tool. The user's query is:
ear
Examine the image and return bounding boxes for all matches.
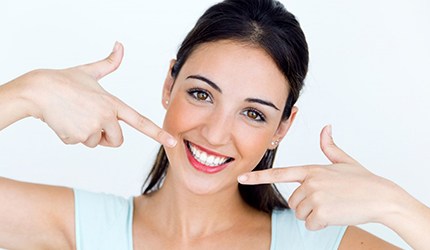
[269,106,298,149]
[162,59,177,109]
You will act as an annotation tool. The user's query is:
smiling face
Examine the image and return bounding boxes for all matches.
[161,40,297,195]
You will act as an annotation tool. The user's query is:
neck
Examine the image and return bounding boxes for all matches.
[142,172,255,241]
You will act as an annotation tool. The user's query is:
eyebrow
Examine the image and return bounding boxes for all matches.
[186,74,280,111]
[186,75,222,93]
[245,98,280,111]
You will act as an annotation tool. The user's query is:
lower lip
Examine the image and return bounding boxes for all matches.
[185,143,230,174]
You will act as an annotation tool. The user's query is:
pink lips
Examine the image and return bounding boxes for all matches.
[185,141,233,174]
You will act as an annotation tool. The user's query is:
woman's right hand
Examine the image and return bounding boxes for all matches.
[16,42,176,148]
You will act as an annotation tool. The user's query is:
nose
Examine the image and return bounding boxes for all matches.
[201,107,233,146]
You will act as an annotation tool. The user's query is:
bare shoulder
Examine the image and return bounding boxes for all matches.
[338,226,401,250]
[0,177,75,250]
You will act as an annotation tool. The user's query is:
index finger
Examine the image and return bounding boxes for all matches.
[117,101,177,147]
[238,166,309,185]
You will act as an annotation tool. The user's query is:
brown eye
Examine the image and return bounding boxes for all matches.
[247,110,258,119]
[187,88,213,103]
[242,109,266,122]
[197,92,208,100]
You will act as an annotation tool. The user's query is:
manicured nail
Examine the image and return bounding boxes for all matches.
[237,174,248,183]
[167,137,177,147]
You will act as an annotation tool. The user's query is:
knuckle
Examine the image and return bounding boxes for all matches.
[312,208,327,223]
[84,142,97,148]
[295,208,306,220]
[256,171,272,183]
[288,199,297,210]
[305,220,316,231]
[62,138,73,145]
[305,221,321,231]
[78,132,91,143]
[308,192,324,206]
[305,212,327,231]
[272,168,283,181]
[59,133,70,141]
[303,180,318,192]
[111,136,124,148]
[137,116,150,130]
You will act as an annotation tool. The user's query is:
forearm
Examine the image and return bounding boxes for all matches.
[380,186,430,250]
[0,72,36,131]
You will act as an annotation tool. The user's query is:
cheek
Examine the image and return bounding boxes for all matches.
[234,128,274,169]
[162,98,201,136]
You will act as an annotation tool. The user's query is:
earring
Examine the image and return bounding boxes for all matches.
[165,100,169,105]
[271,139,280,146]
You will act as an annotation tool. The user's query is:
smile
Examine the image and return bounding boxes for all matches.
[185,140,234,173]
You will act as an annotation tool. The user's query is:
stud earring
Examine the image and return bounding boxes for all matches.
[271,139,280,146]
[165,100,169,105]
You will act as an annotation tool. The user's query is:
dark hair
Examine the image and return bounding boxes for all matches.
[143,0,308,213]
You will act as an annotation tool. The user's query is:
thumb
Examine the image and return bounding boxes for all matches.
[320,125,356,164]
[79,41,124,80]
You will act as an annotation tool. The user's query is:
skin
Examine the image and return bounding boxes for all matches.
[239,125,429,249]
[0,41,429,249]
[0,43,176,250]
[132,40,294,249]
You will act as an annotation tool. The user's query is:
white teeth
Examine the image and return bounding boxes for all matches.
[188,142,230,167]
[206,155,215,166]
[200,152,208,162]
[214,157,221,165]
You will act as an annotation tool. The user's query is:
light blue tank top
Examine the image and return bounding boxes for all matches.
[74,189,346,250]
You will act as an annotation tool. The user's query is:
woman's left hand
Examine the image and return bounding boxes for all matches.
[238,125,405,230]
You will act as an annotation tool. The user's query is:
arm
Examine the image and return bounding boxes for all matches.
[0,42,176,147]
[0,178,75,250]
[239,125,430,249]
[0,72,33,131]
[339,226,401,249]
[0,43,177,248]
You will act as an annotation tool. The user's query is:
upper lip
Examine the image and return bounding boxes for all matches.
[185,140,234,160]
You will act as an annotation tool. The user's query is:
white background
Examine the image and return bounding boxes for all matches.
[1,0,429,249]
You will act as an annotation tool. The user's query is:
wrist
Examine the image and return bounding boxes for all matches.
[18,69,48,119]
[377,181,422,229]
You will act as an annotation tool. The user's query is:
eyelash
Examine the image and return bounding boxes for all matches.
[186,88,266,123]
[242,108,266,123]
[187,88,213,103]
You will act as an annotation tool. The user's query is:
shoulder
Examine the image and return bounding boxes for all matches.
[73,189,134,250]
[271,209,347,250]
[74,189,132,214]
[338,226,400,249]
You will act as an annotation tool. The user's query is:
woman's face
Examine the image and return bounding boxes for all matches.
[162,40,297,195]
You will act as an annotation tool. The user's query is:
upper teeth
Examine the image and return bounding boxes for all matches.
[189,143,229,167]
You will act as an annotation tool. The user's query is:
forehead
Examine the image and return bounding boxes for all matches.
[177,40,289,103]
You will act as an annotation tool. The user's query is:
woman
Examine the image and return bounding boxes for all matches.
[0,0,429,249]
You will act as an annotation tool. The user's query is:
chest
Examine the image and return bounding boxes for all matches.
[132,213,272,250]
[132,228,272,250]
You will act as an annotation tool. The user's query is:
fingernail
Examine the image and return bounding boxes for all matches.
[113,41,120,52]
[237,174,248,183]
[326,124,332,137]
[167,137,177,147]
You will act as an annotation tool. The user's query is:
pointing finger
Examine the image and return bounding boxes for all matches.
[116,100,177,147]
[237,166,308,185]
